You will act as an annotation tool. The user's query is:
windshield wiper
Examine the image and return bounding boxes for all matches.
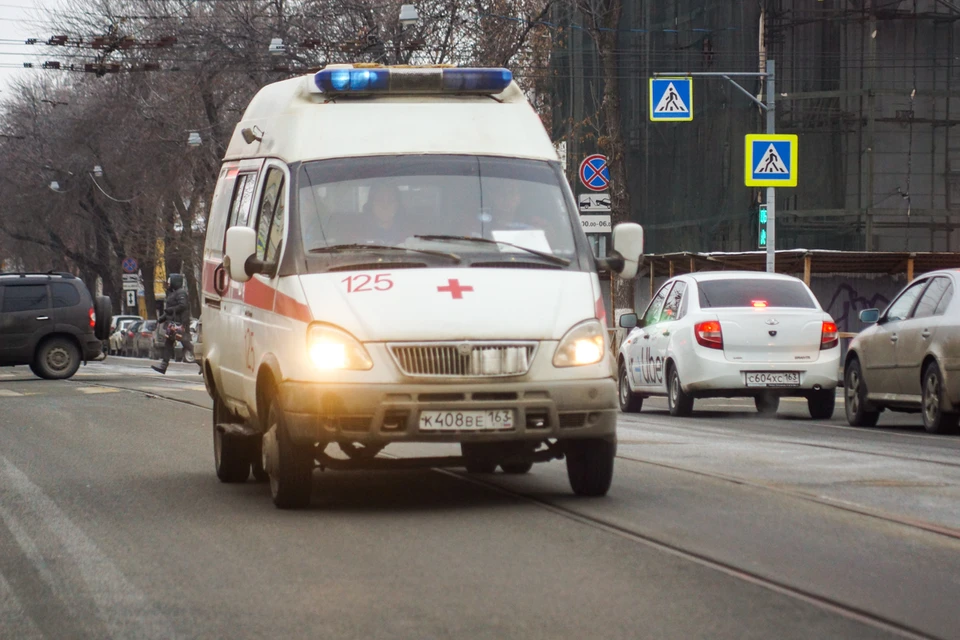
[309,243,461,263]
[413,235,571,266]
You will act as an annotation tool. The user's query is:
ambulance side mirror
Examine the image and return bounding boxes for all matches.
[605,223,644,280]
[224,227,257,283]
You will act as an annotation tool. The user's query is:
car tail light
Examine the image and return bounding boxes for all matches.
[89,308,96,328]
[821,321,839,349]
[695,320,723,350]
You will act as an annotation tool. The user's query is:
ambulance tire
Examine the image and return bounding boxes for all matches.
[460,443,497,474]
[250,439,269,483]
[213,397,250,483]
[565,438,615,497]
[500,461,534,475]
[265,396,314,509]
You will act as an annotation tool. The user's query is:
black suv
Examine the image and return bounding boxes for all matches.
[0,272,112,379]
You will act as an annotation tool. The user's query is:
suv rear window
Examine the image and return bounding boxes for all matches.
[698,279,815,309]
[2,285,49,312]
[51,283,81,308]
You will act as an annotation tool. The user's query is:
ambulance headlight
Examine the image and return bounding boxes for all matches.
[307,325,373,371]
[553,319,606,367]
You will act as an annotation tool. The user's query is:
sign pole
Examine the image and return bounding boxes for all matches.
[765,60,776,273]
[652,64,795,274]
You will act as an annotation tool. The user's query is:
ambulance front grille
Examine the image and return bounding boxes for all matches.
[389,342,537,378]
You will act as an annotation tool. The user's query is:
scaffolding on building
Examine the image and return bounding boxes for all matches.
[766,0,960,252]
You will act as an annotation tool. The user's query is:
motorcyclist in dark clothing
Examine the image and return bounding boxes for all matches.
[151,274,196,374]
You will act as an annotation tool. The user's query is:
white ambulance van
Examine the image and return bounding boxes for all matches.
[200,65,644,508]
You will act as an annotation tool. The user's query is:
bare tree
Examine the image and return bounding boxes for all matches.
[568,0,633,311]
[1,0,560,315]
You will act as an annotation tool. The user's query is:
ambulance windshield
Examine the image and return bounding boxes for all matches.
[298,155,578,267]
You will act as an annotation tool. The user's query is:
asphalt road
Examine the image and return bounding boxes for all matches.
[1,359,959,639]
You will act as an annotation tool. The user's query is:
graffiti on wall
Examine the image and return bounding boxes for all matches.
[820,283,892,333]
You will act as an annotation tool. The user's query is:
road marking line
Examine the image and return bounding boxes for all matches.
[0,502,59,598]
[76,388,120,395]
[132,384,207,393]
[0,572,44,639]
[0,457,176,639]
[0,390,23,397]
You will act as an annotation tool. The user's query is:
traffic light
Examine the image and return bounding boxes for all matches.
[758,203,768,248]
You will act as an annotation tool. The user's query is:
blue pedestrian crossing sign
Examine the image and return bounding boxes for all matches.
[649,77,693,122]
[745,134,798,187]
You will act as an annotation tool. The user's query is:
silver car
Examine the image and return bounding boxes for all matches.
[844,269,959,434]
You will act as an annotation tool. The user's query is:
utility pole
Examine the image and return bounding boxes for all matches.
[765,60,776,273]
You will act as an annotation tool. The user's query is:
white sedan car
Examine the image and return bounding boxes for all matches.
[617,271,841,418]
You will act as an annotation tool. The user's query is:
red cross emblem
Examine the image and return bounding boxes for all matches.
[437,278,473,299]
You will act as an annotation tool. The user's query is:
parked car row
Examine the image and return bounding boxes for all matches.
[617,268,960,435]
[107,318,199,361]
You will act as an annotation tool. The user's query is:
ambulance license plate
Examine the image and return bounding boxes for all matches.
[419,410,515,431]
[745,371,800,387]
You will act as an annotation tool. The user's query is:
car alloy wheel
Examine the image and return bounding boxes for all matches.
[920,363,960,435]
[846,367,861,415]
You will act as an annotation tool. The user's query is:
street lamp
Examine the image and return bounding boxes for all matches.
[399,4,419,27]
[268,38,285,56]
[397,5,419,64]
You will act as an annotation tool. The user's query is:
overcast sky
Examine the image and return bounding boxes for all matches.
[0,0,59,90]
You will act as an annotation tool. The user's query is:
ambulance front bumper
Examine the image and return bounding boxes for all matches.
[278,378,618,444]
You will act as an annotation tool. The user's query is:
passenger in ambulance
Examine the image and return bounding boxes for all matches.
[362,182,413,244]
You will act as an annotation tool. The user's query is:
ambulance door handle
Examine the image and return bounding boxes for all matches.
[36,316,49,321]
[642,333,650,340]
[244,310,253,318]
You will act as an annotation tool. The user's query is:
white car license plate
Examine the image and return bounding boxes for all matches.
[419,410,515,431]
[745,372,800,387]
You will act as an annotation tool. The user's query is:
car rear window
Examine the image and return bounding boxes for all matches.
[1,285,49,312]
[51,283,81,308]
[698,279,816,309]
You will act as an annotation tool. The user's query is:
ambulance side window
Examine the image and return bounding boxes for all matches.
[255,168,286,263]
[223,173,257,250]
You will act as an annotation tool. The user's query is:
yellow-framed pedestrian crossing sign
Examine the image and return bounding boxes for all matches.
[745,134,798,187]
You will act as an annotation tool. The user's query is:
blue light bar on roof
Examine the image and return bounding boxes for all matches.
[313,67,513,95]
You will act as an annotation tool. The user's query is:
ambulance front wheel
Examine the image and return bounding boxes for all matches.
[564,438,615,497]
[213,396,250,483]
[263,395,314,509]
